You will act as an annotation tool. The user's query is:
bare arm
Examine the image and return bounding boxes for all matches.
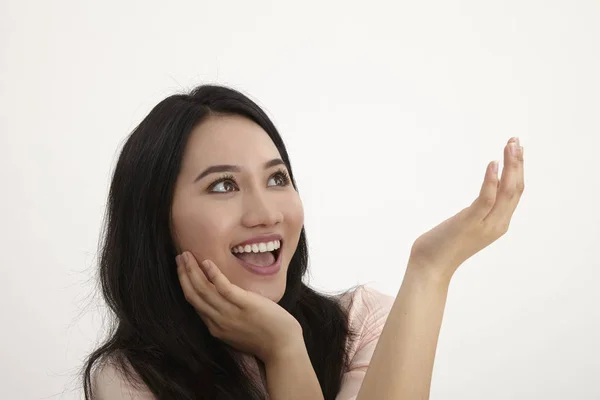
[354,139,525,399]
[356,264,451,400]
[264,341,324,400]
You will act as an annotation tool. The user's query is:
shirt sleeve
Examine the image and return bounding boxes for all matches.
[335,285,396,400]
[91,359,155,400]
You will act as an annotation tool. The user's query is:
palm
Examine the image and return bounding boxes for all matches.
[409,138,524,279]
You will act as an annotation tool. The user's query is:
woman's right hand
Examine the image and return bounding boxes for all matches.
[175,252,304,364]
[408,137,525,281]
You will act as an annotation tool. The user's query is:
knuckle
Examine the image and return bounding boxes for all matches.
[516,181,525,194]
[219,286,233,298]
[482,221,506,239]
[208,326,219,337]
[480,194,495,208]
[184,293,195,304]
[497,222,510,236]
[207,322,222,338]
[482,223,496,238]
[503,186,517,197]
[202,269,211,279]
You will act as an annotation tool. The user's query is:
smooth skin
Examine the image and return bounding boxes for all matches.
[356,137,525,400]
[410,137,525,278]
[175,254,302,364]
[176,136,524,400]
[170,114,304,303]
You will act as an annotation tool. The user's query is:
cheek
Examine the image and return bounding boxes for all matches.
[283,192,304,234]
[171,199,236,255]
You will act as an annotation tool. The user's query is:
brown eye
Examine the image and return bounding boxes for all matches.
[267,171,290,187]
[270,175,284,186]
[210,179,238,193]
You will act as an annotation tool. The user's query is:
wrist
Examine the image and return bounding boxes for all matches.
[405,259,454,290]
[264,335,306,366]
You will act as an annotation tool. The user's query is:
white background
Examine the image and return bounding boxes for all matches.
[1,1,599,399]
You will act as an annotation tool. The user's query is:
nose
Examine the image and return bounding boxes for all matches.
[241,190,283,228]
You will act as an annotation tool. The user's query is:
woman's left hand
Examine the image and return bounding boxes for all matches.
[408,137,525,282]
[176,252,303,364]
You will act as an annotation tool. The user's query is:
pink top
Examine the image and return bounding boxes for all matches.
[92,285,396,399]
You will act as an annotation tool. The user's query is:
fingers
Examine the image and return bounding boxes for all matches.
[176,253,236,318]
[176,254,220,321]
[199,259,246,305]
[470,160,500,221]
[469,138,525,230]
[484,138,524,229]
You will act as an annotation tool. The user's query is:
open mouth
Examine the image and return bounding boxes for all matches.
[231,240,282,267]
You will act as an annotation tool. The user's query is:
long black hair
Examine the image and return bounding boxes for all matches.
[81,84,360,399]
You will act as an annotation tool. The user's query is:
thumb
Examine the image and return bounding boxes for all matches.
[470,160,499,221]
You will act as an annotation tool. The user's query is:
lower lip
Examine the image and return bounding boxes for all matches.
[234,247,282,276]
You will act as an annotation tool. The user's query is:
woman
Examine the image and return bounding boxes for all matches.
[82,84,525,399]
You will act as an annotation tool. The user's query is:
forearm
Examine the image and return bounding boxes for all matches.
[356,264,451,400]
[264,340,324,400]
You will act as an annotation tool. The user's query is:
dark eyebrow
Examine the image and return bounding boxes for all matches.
[194,158,286,183]
[264,158,285,170]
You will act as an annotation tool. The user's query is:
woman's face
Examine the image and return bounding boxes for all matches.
[171,114,304,302]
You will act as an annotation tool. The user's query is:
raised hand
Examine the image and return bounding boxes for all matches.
[409,137,525,281]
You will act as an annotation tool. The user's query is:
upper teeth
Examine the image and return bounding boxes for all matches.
[232,240,281,254]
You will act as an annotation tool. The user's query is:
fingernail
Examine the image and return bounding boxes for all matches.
[510,143,518,156]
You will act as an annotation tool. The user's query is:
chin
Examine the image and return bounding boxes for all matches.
[246,280,286,303]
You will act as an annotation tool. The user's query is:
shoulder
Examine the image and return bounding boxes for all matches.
[338,285,396,326]
[337,285,396,354]
[91,355,154,399]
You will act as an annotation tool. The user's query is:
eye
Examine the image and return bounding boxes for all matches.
[208,175,238,193]
[267,169,291,187]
